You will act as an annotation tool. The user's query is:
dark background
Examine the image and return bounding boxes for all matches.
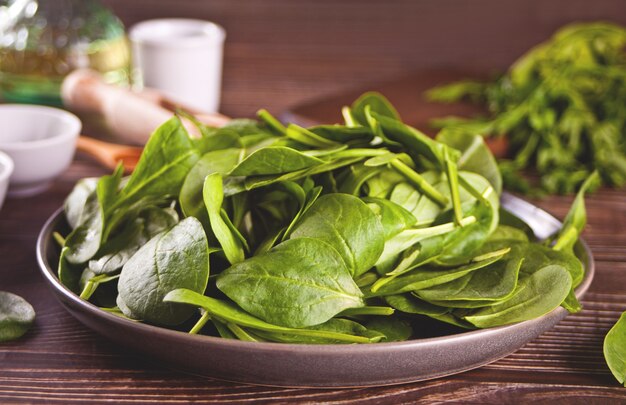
[103,0,626,117]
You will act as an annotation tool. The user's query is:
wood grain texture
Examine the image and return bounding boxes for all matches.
[2,1,626,402]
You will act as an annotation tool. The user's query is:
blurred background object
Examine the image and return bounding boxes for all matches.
[129,19,225,113]
[426,22,626,195]
[0,0,130,106]
[61,69,230,144]
[97,0,626,119]
[0,150,13,209]
[0,104,80,196]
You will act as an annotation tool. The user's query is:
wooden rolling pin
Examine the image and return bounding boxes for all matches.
[75,136,143,173]
[61,69,230,145]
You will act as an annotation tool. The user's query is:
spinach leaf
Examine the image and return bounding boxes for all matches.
[363,197,417,240]
[604,311,626,387]
[552,171,599,253]
[88,219,144,275]
[337,164,382,195]
[203,173,247,264]
[488,225,529,243]
[229,146,324,176]
[179,148,242,229]
[64,178,98,229]
[390,181,441,226]
[388,158,449,207]
[285,124,341,148]
[364,317,413,342]
[426,172,499,265]
[386,294,450,316]
[211,318,237,339]
[372,252,506,296]
[416,245,523,306]
[58,246,82,293]
[374,215,477,273]
[142,206,180,237]
[217,238,364,328]
[164,289,373,343]
[380,169,500,268]
[519,243,584,287]
[385,294,474,329]
[308,125,374,145]
[88,206,179,276]
[224,156,365,196]
[112,117,201,213]
[375,237,444,282]
[350,91,401,127]
[371,111,456,169]
[365,167,406,199]
[79,271,119,301]
[289,194,385,277]
[253,318,385,344]
[519,242,585,313]
[192,128,243,154]
[116,217,210,325]
[464,264,572,328]
[0,291,35,342]
[257,109,287,135]
[64,167,123,264]
[65,117,200,267]
[281,182,323,241]
[436,130,503,195]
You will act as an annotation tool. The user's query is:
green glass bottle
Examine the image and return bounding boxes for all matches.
[0,0,130,106]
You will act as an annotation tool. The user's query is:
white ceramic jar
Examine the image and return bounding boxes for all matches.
[129,19,226,114]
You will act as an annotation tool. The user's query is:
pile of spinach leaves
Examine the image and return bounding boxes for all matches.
[56,92,607,375]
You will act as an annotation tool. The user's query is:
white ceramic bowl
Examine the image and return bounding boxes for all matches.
[0,105,81,197]
[0,151,14,210]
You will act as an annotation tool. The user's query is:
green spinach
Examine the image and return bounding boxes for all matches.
[217,238,364,328]
[428,22,626,194]
[55,91,592,348]
[0,291,35,342]
[289,194,385,277]
[116,217,210,325]
[604,312,626,387]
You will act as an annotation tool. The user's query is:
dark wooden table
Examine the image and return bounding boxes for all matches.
[3,0,626,399]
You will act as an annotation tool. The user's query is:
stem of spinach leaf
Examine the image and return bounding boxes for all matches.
[390,159,449,207]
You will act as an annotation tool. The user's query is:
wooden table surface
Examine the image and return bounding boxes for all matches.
[2,1,626,401]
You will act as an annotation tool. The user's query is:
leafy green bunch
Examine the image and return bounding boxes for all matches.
[428,22,626,195]
[56,92,590,347]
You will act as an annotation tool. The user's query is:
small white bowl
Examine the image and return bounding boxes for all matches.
[0,151,14,210]
[0,105,81,197]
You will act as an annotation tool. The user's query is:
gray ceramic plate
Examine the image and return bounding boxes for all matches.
[36,193,594,388]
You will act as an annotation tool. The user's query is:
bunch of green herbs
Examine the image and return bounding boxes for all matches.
[427,22,626,195]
